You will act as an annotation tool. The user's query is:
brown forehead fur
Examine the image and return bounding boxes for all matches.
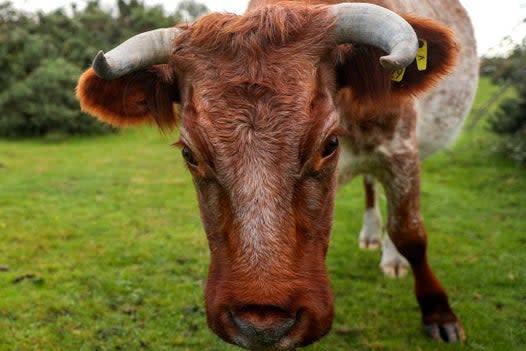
[174,4,336,68]
[173,5,338,172]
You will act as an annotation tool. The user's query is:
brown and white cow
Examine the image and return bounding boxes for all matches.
[76,0,478,349]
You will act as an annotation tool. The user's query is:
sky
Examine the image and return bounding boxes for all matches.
[10,0,526,56]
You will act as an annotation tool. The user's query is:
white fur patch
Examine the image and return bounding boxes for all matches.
[234,160,285,268]
[380,235,410,278]
[359,207,382,250]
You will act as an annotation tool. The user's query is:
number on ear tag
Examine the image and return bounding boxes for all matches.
[392,67,406,82]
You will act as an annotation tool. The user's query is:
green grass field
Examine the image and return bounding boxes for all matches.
[1,78,525,350]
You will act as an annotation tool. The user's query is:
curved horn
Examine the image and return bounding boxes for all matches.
[329,3,418,70]
[92,27,182,80]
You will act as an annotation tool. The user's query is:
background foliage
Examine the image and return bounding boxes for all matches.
[481,31,526,166]
[0,0,208,138]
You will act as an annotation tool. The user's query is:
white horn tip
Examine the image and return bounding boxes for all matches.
[379,40,418,70]
[380,55,406,70]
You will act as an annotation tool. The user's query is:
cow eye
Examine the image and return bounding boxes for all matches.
[321,135,339,158]
[182,146,198,166]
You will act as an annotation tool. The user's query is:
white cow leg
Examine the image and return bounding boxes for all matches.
[358,176,382,250]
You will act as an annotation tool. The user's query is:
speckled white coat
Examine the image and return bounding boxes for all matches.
[337,0,478,277]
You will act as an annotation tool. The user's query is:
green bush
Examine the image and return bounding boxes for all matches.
[487,38,526,166]
[0,58,114,137]
[0,0,209,138]
[489,97,526,165]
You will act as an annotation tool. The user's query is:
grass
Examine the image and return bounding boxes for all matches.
[0,78,525,350]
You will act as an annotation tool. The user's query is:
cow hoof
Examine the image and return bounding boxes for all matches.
[359,238,381,250]
[358,208,382,251]
[424,322,466,343]
[380,259,409,278]
[380,235,409,278]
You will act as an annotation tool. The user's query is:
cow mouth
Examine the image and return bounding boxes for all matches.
[230,309,298,350]
[233,334,298,351]
[211,306,332,351]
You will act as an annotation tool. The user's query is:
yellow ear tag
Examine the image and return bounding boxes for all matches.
[392,67,406,82]
[416,39,428,71]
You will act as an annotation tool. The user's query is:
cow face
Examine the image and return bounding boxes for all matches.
[77,4,457,350]
[166,11,342,348]
[176,57,339,351]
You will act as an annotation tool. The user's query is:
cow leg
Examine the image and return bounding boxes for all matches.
[358,175,382,250]
[381,154,465,343]
[358,175,409,277]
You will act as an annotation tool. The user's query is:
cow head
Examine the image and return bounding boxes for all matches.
[77,3,457,349]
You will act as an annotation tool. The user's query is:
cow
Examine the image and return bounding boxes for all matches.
[76,0,478,349]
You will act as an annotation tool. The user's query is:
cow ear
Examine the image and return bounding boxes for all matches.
[76,65,180,130]
[335,14,459,104]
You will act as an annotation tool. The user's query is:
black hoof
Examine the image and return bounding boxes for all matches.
[424,322,465,343]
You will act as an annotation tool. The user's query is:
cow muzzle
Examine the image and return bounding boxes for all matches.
[207,291,334,350]
[231,305,297,349]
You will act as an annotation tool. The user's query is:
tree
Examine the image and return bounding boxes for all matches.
[488,34,526,166]
[174,0,209,23]
[0,58,113,137]
[0,0,209,138]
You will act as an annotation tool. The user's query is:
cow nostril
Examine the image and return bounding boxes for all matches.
[235,305,293,330]
[232,305,296,346]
